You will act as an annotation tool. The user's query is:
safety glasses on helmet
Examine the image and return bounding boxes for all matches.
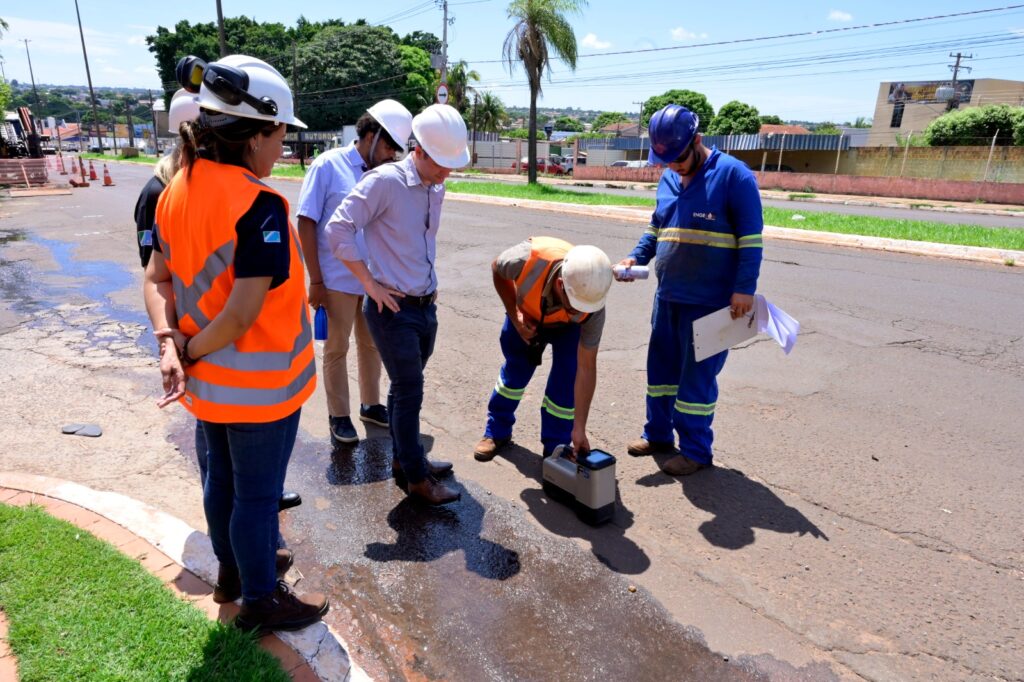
[672,138,697,166]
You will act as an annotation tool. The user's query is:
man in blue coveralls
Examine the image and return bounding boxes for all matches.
[616,104,764,476]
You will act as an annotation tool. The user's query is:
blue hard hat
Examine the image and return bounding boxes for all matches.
[647,104,700,165]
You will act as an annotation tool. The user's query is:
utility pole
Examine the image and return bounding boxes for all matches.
[946,52,973,112]
[437,0,450,85]
[292,41,304,171]
[125,96,136,148]
[22,40,41,110]
[148,90,159,155]
[74,0,104,152]
[216,0,228,57]
[633,99,646,160]
[0,58,6,82]
[471,93,479,167]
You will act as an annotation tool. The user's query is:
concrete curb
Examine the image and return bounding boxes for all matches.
[0,472,371,682]
[446,193,1023,267]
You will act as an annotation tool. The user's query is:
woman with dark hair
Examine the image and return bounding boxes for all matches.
[142,54,327,633]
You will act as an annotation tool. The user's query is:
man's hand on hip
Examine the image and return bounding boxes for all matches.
[367,280,404,313]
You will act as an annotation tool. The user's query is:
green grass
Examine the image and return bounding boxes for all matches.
[788,192,817,200]
[0,503,289,682]
[447,181,656,207]
[764,206,1024,250]
[448,181,1024,250]
[80,152,158,165]
[269,164,307,178]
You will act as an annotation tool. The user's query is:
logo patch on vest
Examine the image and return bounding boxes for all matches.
[138,230,153,246]
[692,211,717,222]
[262,230,281,243]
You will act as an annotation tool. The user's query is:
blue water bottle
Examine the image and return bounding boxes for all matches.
[314,306,328,341]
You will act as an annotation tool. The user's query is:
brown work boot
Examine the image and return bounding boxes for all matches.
[660,455,710,476]
[235,580,329,634]
[213,549,295,604]
[407,475,461,505]
[626,438,676,457]
[392,459,454,491]
[474,436,511,462]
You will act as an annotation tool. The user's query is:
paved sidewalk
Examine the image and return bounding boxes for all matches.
[0,474,368,682]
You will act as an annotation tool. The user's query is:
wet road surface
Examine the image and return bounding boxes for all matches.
[278,433,773,681]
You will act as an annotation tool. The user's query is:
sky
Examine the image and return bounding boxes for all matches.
[2,1,1024,123]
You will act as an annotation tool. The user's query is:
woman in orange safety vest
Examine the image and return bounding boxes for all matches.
[142,54,326,634]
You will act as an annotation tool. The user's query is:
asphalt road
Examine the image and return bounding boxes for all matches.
[2,161,1021,681]
[455,175,1024,229]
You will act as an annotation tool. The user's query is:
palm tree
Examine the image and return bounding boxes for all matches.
[503,0,586,183]
[475,92,509,133]
[446,60,480,113]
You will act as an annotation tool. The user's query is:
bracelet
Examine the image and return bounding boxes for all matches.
[179,336,198,367]
[309,280,324,286]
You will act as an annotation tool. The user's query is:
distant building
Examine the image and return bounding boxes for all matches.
[759,123,811,136]
[870,78,1024,146]
[599,121,640,137]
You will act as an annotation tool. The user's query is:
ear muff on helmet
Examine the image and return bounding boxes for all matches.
[176,56,207,94]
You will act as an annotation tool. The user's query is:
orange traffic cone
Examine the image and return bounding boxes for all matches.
[102,164,115,187]
[70,157,78,176]
[58,154,68,175]
[88,160,98,181]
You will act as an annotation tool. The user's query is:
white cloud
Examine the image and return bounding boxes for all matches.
[103,67,125,75]
[4,16,118,56]
[127,35,148,46]
[134,66,156,75]
[581,33,611,50]
[828,10,853,22]
[671,27,708,42]
[1011,28,1024,36]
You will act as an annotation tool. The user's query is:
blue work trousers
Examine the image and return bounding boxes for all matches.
[363,298,438,485]
[643,298,728,465]
[200,408,300,603]
[484,315,580,453]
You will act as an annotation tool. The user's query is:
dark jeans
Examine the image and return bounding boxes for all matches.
[200,409,300,602]
[363,298,438,485]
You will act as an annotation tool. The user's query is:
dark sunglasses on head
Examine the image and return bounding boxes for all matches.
[672,138,697,165]
[176,56,278,118]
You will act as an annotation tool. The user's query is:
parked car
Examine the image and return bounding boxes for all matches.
[609,159,647,168]
[280,146,295,159]
[512,156,567,175]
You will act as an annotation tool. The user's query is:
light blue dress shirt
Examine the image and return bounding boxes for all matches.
[325,154,444,297]
[296,142,369,295]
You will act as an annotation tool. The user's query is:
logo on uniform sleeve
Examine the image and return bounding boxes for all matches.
[138,230,153,246]
[262,231,281,243]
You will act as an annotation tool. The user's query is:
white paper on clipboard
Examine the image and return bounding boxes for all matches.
[692,306,757,362]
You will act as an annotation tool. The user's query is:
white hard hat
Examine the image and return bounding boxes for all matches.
[367,99,413,153]
[561,245,613,313]
[196,54,306,129]
[168,89,200,130]
[411,103,470,168]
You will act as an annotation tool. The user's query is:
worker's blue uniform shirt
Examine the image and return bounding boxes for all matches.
[626,148,764,465]
[628,148,763,308]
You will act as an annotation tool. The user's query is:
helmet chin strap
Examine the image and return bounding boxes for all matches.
[365,129,383,170]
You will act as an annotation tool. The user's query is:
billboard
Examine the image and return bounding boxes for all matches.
[887,80,974,105]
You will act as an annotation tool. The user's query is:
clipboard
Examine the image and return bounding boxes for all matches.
[692,306,757,362]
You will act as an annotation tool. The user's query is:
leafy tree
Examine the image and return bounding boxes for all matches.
[642,90,713,131]
[1015,113,1024,146]
[398,45,434,114]
[0,80,11,118]
[707,100,760,135]
[553,115,584,131]
[507,127,545,140]
[402,30,442,55]
[592,111,629,130]
[812,121,842,135]
[503,0,587,184]
[923,105,1024,146]
[293,24,403,130]
[851,116,872,128]
[759,114,783,125]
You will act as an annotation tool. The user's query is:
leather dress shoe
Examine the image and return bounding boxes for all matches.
[407,475,461,505]
[278,492,302,511]
[659,455,710,476]
[392,459,453,491]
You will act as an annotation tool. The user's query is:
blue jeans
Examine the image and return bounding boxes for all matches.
[484,316,581,453]
[200,409,300,602]
[363,298,438,485]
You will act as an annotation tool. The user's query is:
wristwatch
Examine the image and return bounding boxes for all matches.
[179,336,199,367]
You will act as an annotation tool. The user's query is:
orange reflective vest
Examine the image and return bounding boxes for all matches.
[155,159,315,423]
[514,236,590,326]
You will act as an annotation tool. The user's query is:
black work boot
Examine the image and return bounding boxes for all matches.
[235,580,329,634]
[212,549,295,604]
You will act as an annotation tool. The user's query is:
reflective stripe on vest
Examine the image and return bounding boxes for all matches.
[514,236,589,326]
[657,227,737,249]
[156,159,315,423]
